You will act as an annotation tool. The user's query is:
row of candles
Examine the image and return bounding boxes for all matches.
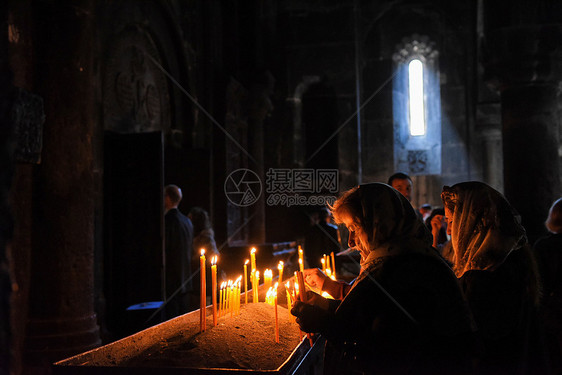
[298,245,337,280]
[199,246,338,341]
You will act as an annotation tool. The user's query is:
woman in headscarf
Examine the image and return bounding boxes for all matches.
[291,183,476,375]
[441,182,549,375]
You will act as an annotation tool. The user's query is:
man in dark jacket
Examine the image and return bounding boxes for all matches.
[164,184,194,319]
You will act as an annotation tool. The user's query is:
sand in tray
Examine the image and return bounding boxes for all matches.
[122,302,304,370]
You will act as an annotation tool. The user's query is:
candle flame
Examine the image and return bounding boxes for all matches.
[200,248,205,256]
[245,259,249,265]
[278,261,284,269]
[251,248,256,254]
[212,256,217,265]
[321,291,334,299]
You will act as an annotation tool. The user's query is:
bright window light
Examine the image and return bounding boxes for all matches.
[408,59,425,136]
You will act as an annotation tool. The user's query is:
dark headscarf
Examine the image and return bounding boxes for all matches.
[441,181,527,277]
[333,183,435,277]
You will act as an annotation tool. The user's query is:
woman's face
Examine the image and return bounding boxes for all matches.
[339,210,370,258]
[444,206,454,236]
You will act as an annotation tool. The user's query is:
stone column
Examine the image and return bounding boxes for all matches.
[23,1,100,369]
[476,103,503,192]
[484,24,562,243]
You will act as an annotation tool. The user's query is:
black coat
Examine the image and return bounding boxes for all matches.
[164,208,194,317]
[459,247,549,375]
[322,252,476,375]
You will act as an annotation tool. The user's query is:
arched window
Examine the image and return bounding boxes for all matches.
[392,35,441,175]
[408,59,425,136]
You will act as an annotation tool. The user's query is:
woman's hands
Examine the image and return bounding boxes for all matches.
[430,215,444,247]
[291,300,333,334]
[303,268,328,291]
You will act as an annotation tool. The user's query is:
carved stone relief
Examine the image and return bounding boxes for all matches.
[103,27,170,133]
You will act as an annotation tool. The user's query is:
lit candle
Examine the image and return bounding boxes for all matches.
[230,282,235,318]
[321,257,326,273]
[244,260,249,304]
[264,269,272,291]
[227,280,232,315]
[200,249,206,332]
[285,281,292,312]
[251,269,256,303]
[250,247,257,272]
[219,282,225,318]
[278,261,284,285]
[254,270,260,303]
[235,277,242,315]
[296,271,313,346]
[211,256,217,326]
[274,283,279,343]
[266,287,274,305]
[331,252,336,279]
[298,245,304,271]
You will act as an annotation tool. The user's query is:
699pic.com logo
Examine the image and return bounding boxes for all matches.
[224,169,262,207]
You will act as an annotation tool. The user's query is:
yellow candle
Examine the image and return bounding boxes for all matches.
[274,283,279,343]
[250,247,257,272]
[321,257,326,273]
[211,256,217,326]
[298,245,304,270]
[235,277,241,315]
[219,282,225,317]
[225,281,229,316]
[230,282,235,317]
[285,281,292,312]
[200,249,206,332]
[278,261,284,285]
[244,260,249,304]
[331,252,336,279]
[222,282,228,316]
[264,269,272,291]
[251,269,255,303]
[254,270,260,303]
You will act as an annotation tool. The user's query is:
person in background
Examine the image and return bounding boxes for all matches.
[534,197,562,374]
[419,203,432,221]
[188,207,219,259]
[441,182,549,375]
[164,184,194,319]
[292,183,477,375]
[425,207,453,264]
[388,172,413,202]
